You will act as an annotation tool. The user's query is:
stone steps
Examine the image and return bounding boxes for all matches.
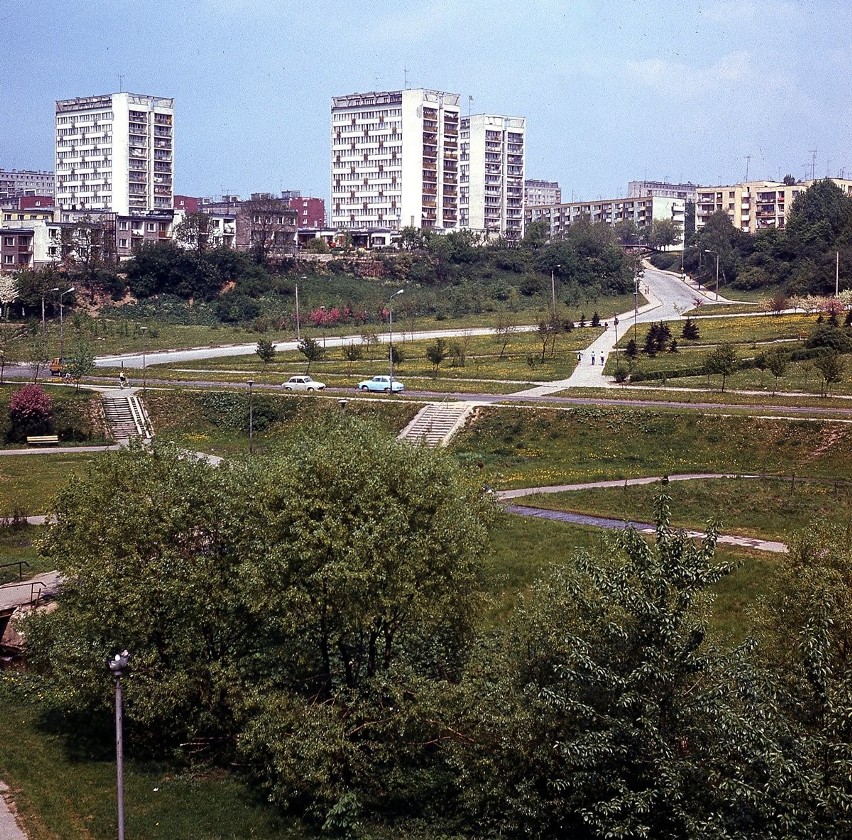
[101,393,152,442]
[397,401,476,448]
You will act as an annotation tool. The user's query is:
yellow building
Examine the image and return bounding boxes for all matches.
[696,178,852,234]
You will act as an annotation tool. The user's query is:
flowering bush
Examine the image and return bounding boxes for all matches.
[8,384,53,439]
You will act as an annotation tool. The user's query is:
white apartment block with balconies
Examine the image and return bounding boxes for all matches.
[460,114,525,241]
[526,195,684,241]
[524,179,561,208]
[55,92,174,216]
[695,178,852,234]
[330,89,460,232]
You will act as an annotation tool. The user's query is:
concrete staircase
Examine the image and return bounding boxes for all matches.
[101,392,152,443]
[398,401,477,448]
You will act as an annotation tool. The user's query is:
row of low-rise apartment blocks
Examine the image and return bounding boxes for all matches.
[0,169,55,199]
[525,195,685,241]
[695,178,852,234]
[330,88,527,241]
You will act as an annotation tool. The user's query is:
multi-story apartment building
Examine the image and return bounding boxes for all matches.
[55,92,174,215]
[628,180,698,203]
[526,195,684,242]
[330,89,461,233]
[199,194,295,256]
[524,179,561,208]
[695,178,852,234]
[290,195,326,229]
[0,169,55,199]
[459,114,525,240]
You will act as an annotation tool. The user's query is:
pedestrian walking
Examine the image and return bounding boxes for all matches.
[119,371,127,389]
[591,354,595,365]
[577,352,582,363]
[600,353,606,367]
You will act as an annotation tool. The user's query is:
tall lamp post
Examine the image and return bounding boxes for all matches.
[41,286,59,336]
[247,379,254,455]
[140,326,148,394]
[387,288,404,395]
[58,286,75,363]
[704,249,720,300]
[108,650,131,840]
[613,315,620,371]
[633,266,640,340]
[550,264,561,319]
[295,276,305,340]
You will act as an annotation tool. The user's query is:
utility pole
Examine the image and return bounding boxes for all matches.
[745,154,751,181]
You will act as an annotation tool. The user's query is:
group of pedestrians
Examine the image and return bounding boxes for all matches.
[577,351,606,367]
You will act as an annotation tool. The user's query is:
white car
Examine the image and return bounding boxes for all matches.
[284,375,325,392]
[358,375,404,393]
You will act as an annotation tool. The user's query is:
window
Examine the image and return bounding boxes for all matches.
[119,220,128,230]
[119,238,128,248]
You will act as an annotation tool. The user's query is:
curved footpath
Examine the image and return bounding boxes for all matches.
[496,472,787,554]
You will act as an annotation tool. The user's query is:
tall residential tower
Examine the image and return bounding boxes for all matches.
[55,92,174,215]
[459,114,525,240]
[330,89,460,232]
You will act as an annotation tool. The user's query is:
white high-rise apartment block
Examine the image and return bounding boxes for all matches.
[459,115,525,240]
[331,89,460,232]
[55,92,174,215]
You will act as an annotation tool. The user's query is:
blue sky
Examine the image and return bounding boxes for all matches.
[2,0,850,203]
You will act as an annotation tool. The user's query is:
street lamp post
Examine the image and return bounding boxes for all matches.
[320,305,327,348]
[388,289,404,395]
[58,286,75,364]
[247,379,254,455]
[704,249,720,300]
[550,264,561,319]
[295,276,305,340]
[140,326,148,394]
[108,650,131,840]
[613,315,620,371]
[41,286,59,336]
[633,267,640,340]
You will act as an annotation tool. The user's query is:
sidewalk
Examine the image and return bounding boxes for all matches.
[0,782,26,839]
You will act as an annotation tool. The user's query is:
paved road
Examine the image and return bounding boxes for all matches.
[0,782,26,840]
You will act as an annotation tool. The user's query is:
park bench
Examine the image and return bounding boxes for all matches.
[26,435,60,446]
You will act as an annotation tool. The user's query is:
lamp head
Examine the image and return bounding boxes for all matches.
[108,649,131,677]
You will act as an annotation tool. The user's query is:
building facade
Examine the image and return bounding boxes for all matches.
[628,180,698,202]
[0,169,55,199]
[289,195,326,228]
[459,114,525,240]
[330,89,461,232]
[695,178,852,234]
[55,92,174,215]
[524,179,561,207]
[526,195,684,241]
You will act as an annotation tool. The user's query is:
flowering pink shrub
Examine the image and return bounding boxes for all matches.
[9,384,53,438]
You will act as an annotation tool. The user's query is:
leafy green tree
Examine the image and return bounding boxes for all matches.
[765,347,788,394]
[649,218,680,250]
[426,338,449,375]
[173,211,214,253]
[342,341,363,373]
[64,337,95,390]
[704,342,738,391]
[255,339,275,366]
[493,313,517,359]
[297,335,324,372]
[304,236,330,254]
[814,349,845,396]
[456,496,810,839]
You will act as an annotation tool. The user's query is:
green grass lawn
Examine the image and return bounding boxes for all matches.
[519,477,852,542]
[452,405,852,489]
[0,685,315,840]
[0,525,48,584]
[0,454,96,516]
[144,388,421,457]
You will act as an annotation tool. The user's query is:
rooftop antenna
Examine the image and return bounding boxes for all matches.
[119,74,124,93]
[810,149,817,180]
[468,95,473,116]
[744,154,751,181]
[403,67,409,89]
